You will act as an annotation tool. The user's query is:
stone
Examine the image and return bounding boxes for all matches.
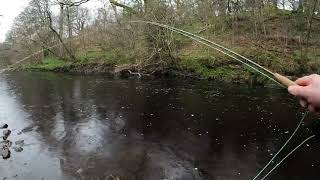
[0,140,12,148]
[21,126,34,133]
[1,148,10,159]
[0,124,8,129]
[15,140,24,146]
[3,130,11,137]
[13,146,23,152]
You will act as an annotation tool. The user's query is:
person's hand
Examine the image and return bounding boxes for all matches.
[288,74,320,113]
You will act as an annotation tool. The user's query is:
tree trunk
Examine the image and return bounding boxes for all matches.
[304,0,318,57]
[58,5,64,57]
[298,0,304,12]
[67,7,72,38]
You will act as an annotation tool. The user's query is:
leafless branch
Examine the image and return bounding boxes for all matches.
[56,0,90,7]
[45,9,75,60]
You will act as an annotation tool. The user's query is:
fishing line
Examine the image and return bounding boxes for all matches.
[252,112,312,180]
[260,134,316,180]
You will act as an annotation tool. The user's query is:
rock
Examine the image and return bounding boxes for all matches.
[4,140,12,148]
[15,140,24,146]
[21,126,34,133]
[13,146,23,152]
[17,126,35,135]
[0,124,8,129]
[2,177,7,180]
[1,147,10,159]
[3,130,11,137]
[0,140,12,148]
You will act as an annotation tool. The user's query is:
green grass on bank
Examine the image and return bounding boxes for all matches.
[23,49,132,71]
[23,57,72,71]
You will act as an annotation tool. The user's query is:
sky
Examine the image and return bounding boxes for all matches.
[0,0,31,42]
[0,0,104,43]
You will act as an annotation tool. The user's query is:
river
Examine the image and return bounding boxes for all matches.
[0,72,319,180]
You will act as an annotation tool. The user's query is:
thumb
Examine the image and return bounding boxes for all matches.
[288,85,309,98]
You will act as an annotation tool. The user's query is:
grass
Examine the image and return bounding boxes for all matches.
[24,57,72,71]
[23,49,133,71]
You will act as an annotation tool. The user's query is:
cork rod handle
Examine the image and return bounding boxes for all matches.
[274,73,296,87]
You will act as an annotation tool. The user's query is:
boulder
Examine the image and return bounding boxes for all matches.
[0,124,8,129]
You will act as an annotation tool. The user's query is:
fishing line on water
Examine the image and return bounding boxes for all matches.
[260,134,316,180]
[252,112,316,180]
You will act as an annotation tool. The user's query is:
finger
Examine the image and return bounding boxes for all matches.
[299,99,308,108]
[288,86,311,99]
[295,76,313,86]
[308,104,316,112]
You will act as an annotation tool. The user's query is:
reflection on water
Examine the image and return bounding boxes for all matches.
[0,72,319,180]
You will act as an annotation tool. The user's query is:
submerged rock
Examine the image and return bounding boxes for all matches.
[0,140,12,148]
[1,147,10,159]
[15,140,24,146]
[3,129,11,137]
[18,126,35,135]
[0,124,8,129]
[12,146,23,152]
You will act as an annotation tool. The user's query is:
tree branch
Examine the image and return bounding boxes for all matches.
[46,9,75,60]
[109,0,137,14]
[56,0,90,7]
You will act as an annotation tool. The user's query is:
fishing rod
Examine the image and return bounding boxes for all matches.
[131,20,296,88]
[130,20,316,180]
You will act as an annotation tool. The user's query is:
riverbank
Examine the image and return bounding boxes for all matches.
[16,57,263,85]
[16,43,304,86]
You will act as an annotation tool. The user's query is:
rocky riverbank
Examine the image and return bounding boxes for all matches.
[1,123,24,159]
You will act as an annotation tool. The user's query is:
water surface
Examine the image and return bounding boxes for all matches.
[0,72,319,180]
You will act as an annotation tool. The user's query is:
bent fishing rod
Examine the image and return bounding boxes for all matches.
[131,20,296,88]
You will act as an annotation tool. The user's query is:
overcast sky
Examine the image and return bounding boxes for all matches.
[0,0,104,43]
[0,0,31,42]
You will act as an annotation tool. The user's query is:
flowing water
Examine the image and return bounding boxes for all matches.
[0,72,319,180]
